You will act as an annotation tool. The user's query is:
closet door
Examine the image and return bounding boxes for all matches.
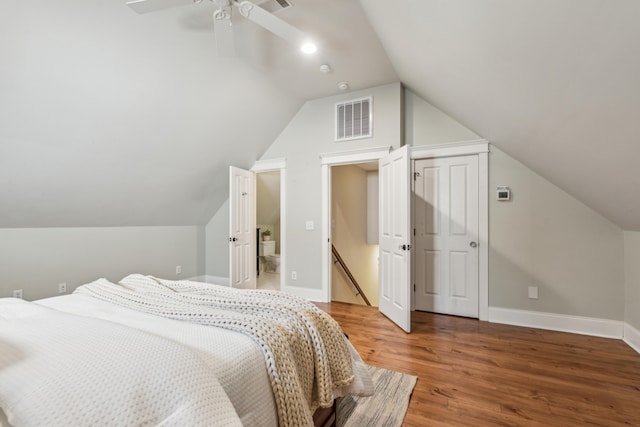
[413,155,479,318]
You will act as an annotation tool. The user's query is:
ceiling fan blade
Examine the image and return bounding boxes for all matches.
[233,0,308,49]
[214,14,236,57]
[126,0,195,14]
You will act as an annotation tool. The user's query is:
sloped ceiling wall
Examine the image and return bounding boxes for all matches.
[0,0,305,227]
[3,0,638,231]
[361,0,640,230]
[0,0,396,228]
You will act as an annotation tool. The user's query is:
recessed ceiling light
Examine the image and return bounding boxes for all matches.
[300,41,317,54]
[319,64,331,73]
[337,81,349,91]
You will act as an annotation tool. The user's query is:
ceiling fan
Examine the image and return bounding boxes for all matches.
[126,0,317,57]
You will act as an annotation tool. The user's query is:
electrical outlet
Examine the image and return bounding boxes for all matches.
[58,283,67,294]
[176,265,182,275]
[291,271,297,280]
[13,289,23,299]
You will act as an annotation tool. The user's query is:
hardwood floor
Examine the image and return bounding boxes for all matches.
[316,302,640,426]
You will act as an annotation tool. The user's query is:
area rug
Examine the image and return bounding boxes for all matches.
[337,365,418,427]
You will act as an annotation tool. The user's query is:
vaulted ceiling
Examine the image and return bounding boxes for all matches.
[361,0,640,230]
[2,0,639,230]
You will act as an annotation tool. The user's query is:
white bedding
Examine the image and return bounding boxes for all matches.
[36,293,280,426]
[0,298,243,427]
[0,283,373,426]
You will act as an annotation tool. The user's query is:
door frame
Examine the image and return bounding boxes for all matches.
[320,146,393,303]
[319,141,488,321]
[251,158,287,291]
[411,140,489,321]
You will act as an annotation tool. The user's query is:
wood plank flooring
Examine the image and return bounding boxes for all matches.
[315,302,640,426]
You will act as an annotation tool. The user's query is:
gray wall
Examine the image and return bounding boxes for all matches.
[204,83,628,323]
[408,89,625,321]
[404,90,480,145]
[260,82,403,290]
[205,82,403,286]
[0,226,203,301]
[405,91,624,320]
[205,200,230,279]
[488,146,624,319]
[624,232,640,330]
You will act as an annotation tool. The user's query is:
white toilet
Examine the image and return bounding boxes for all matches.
[259,241,280,273]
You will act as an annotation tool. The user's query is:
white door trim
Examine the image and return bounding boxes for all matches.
[252,158,287,172]
[411,140,489,321]
[320,146,392,165]
[251,159,287,292]
[411,140,489,159]
[321,146,393,303]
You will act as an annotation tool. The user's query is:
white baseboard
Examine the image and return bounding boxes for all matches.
[624,322,640,354]
[189,275,230,286]
[283,285,327,302]
[488,307,624,339]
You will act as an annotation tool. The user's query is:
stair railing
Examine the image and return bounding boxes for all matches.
[331,244,371,306]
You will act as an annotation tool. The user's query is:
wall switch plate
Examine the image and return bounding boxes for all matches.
[58,283,67,294]
[13,289,23,299]
[176,265,182,275]
[528,286,539,299]
[305,221,314,230]
[291,271,297,280]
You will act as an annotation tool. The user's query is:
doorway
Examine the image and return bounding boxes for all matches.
[256,170,281,291]
[321,145,412,332]
[330,163,379,306]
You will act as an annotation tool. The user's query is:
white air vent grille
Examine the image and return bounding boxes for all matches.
[335,97,372,142]
[256,0,292,13]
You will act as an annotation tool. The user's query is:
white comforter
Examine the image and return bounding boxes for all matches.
[0,285,373,427]
[0,298,243,427]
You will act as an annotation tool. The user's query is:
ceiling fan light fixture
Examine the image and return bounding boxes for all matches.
[300,41,317,54]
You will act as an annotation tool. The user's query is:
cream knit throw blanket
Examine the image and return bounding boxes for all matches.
[75,274,354,427]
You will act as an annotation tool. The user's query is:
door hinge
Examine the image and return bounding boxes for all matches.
[413,227,416,236]
[413,283,416,292]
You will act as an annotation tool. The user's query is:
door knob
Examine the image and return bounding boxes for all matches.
[228,237,238,242]
[470,241,478,248]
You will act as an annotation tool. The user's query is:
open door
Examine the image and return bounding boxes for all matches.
[378,145,411,332]
[229,166,256,289]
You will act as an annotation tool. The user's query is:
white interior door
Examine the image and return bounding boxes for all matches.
[413,155,479,317]
[229,166,256,289]
[378,145,411,332]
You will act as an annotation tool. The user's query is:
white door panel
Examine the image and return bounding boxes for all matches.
[379,145,411,332]
[414,155,479,318]
[229,166,255,289]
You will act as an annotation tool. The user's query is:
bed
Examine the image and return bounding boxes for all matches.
[0,274,373,427]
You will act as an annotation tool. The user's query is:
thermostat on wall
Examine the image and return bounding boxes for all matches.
[497,186,511,201]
